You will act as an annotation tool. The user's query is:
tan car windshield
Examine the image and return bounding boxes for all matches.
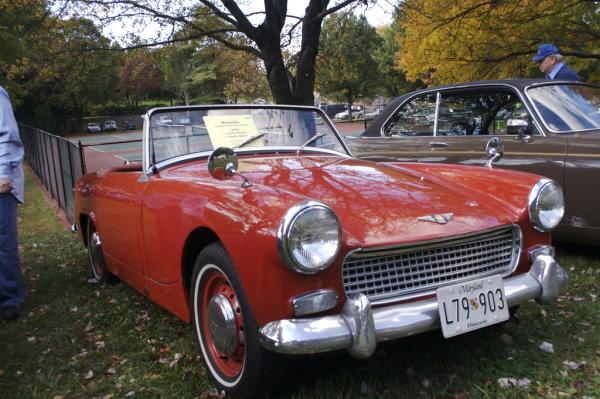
[527,85,600,132]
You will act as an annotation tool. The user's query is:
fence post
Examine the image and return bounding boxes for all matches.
[78,140,86,175]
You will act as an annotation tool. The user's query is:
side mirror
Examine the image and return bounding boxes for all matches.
[208,147,251,187]
[507,118,531,139]
[485,137,504,169]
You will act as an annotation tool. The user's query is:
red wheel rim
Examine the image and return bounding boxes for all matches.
[201,270,246,379]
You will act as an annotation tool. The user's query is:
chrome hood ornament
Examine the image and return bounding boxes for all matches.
[485,137,504,169]
[417,213,454,224]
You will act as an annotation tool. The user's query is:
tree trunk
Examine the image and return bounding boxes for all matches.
[254,0,329,105]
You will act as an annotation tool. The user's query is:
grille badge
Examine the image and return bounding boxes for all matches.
[417,212,454,224]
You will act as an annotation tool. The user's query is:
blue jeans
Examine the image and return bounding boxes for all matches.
[0,193,24,309]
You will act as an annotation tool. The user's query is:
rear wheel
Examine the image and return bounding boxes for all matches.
[190,243,285,398]
[87,219,117,283]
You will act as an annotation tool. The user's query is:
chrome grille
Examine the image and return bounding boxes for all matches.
[342,226,521,304]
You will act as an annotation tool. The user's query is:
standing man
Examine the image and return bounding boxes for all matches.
[0,85,25,321]
[533,43,582,81]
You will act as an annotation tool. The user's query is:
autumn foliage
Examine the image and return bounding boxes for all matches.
[396,0,600,84]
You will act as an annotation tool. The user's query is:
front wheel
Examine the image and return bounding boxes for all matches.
[190,243,285,398]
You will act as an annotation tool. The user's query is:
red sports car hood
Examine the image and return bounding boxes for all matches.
[236,155,527,248]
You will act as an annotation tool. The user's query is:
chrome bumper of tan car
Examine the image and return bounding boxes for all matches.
[259,247,567,358]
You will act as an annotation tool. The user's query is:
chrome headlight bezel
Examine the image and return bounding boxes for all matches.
[528,179,564,232]
[276,200,342,274]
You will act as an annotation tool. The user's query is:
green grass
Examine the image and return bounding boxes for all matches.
[1,169,599,398]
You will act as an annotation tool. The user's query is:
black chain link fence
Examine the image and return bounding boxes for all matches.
[19,124,85,224]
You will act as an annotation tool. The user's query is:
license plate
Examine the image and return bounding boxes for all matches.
[437,275,509,338]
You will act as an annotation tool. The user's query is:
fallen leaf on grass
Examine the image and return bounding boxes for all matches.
[84,322,94,332]
[83,370,94,380]
[539,341,555,353]
[497,377,530,389]
[170,353,184,368]
[562,360,586,370]
[144,372,160,381]
[200,388,225,399]
[158,356,168,364]
[0,368,4,376]
[106,368,116,375]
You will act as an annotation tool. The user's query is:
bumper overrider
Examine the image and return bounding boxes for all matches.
[259,246,568,359]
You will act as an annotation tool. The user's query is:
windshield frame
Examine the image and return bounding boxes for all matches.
[142,104,352,174]
[524,81,600,134]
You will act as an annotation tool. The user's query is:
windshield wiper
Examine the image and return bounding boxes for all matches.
[297,133,326,156]
[234,132,266,149]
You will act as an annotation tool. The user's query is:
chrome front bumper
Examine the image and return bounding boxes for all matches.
[259,249,568,359]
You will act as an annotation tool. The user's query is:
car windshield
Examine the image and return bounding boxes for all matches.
[527,84,600,132]
[149,106,347,164]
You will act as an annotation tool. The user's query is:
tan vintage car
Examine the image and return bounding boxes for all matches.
[353,79,600,246]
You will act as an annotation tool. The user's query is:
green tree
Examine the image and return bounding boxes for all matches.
[119,50,165,105]
[216,39,270,103]
[0,0,51,101]
[396,0,600,85]
[316,14,382,114]
[56,0,374,105]
[4,12,122,131]
[372,24,424,97]
[162,42,227,105]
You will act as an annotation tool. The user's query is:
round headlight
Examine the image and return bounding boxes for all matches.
[528,179,564,232]
[277,201,341,274]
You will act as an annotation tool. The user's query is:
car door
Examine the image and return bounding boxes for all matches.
[92,170,145,277]
[419,87,567,188]
[562,131,600,240]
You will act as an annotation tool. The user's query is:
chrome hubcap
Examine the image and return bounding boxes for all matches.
[89,232,104,278]
[207,293,238,355]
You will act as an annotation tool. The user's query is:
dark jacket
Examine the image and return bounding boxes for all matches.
[552,64,581,81]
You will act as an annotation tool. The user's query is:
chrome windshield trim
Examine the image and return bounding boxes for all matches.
[144,146,352,175]
[341,224,522,306]
[524,82,600,134]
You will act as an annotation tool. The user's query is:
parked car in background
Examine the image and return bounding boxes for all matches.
[334,107,364,121]
[122,120,135,131]
[159,115,173,125]
[178,116,192,125]
[319,103,347,118]
[364,108,382,120]
[352,79,600,246]
[86,122,102,133]
[104,120,117,132]
[74,104,567,398]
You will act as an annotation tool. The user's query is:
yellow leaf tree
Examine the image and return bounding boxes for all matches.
[396,0,600,85]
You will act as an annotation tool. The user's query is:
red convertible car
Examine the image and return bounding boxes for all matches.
[74,105,568,398]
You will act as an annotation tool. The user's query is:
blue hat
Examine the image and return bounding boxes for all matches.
[532,43,559,62]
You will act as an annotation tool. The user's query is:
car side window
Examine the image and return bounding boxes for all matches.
[438,91,523,136]
[383,94,436,137]
[491,100,540,135]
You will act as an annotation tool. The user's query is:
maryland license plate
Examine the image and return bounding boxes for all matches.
[437,275,509,338]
